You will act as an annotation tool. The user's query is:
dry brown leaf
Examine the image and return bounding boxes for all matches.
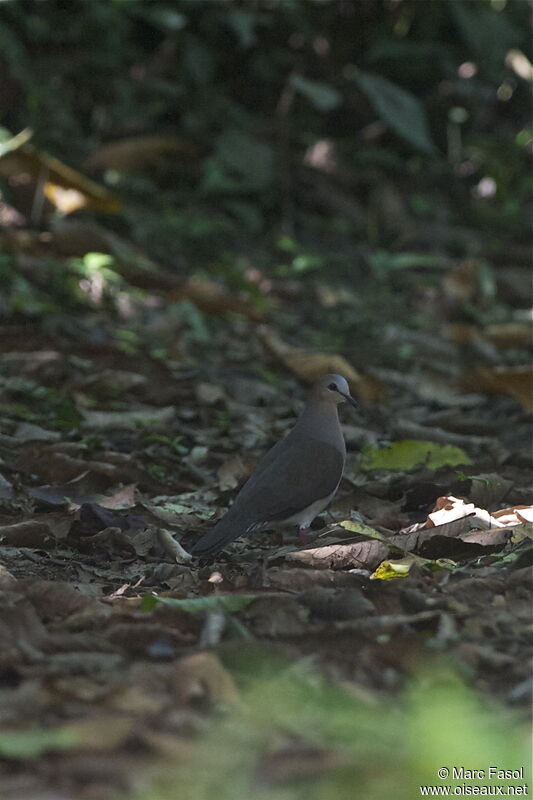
[104,260,260,318]
[136,730,200,761]
[0,520,55,548]
[256,743,352,786]
[258,326,385,404]
[2,349,64,381]
[392,515,482,552]
[298,586,375,619]
[459,528,510,547]
[195,382,226,405]
[425,497,533,531]
[173,653,239,708]
[170,276,262,319]
[426,496,493,529]
[29,472,123,508]
[315,284,358,308]
[416,532,503,559]
[286,540,388,570]
[140,730,199,760]
[19,580,96,621]
[0,144,121,215]
[11,447,119,484]
[80,406,175,430]
[0,593,49,658]
[84,135,197,172]
[51,218,118,257]
[467,473,514,509]
[393,497,532,556]
[483,322,533,348]
[58,714,135,751]
[0,474,12,502]
[217,454,252,491]
[462,365,532,410]
[441,259,490,307]
[97,484,137,510]
[13,422,61,443]
[265,566,367,592]
[492,505,533,525]
[444,323,498,355]
[0,566,18,591]
[244,596,310,637]
[107,683,167,715]
[85,526,154,558]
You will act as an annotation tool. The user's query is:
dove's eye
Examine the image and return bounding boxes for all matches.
[328,383,337,391]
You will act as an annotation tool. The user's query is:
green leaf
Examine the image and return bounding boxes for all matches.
[339,520,388,542]
[360,440,470,472]
[170,300,210,343]
[289,74,342,112]
[224,199,263,232]
[215,129,274,190]
[449,2,521,63]
[356,72,436,154]
[142,594,259,614]
[368,39,449,64]
[368,251,450,272]
[184,35,215,85]
[0,728,77,760]
[225,10,258,49]
[146,9,186,31]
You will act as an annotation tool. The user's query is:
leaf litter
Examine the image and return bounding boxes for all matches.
[0,188,531,800]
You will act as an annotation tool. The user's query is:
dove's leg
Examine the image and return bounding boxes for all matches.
[298,526,314,544]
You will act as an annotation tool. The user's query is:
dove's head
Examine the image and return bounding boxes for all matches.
[313,374,358,407]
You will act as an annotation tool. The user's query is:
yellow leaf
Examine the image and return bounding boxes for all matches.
[370,556,414,580]
[0,141,121,215]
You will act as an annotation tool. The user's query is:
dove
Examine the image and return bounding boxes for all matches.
[192,374,357,556]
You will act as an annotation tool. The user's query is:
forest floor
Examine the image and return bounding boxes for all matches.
[0,219,532,800]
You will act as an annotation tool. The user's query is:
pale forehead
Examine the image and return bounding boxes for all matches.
[321,373,349,392]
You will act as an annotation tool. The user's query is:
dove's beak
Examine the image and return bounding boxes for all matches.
[339,391,358,409]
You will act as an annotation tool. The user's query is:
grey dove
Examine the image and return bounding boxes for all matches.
[192,374,357,556]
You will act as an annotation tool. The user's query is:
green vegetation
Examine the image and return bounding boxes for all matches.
[0,0,530,273]
[361,440,471,471]
[143,661,531,800]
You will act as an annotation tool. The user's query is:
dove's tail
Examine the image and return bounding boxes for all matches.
[191,507,258,556]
